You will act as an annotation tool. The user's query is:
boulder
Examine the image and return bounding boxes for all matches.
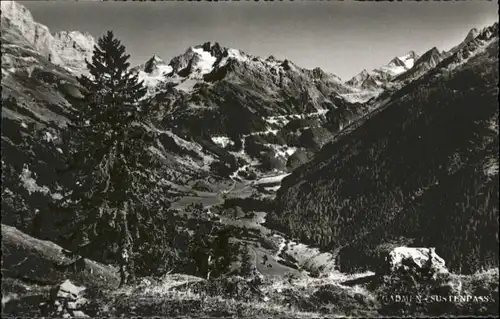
[382,247,449,279]
[40,279,89,318]
[55,279,86,300]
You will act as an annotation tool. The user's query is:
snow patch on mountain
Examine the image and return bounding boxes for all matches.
[137,64,173,88]
[339,89,382,104]
[395,51,418,69]
[265,144,298,158]
[265,116,290,127]
[264,185,281,192]
[191,47,217,75]
[227,48,250,63]
[379,51,418,76]
[175,78,202,93]
[212,136,234,148]
[266,129,279,135]
[216,48,250,68]
[487,116,498,134]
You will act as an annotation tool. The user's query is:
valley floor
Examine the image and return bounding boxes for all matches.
[2,172,498,318]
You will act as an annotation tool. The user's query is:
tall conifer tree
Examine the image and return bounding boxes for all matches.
[58,31,167,286]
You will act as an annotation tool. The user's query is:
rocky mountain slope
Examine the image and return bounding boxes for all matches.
[272,22,499,275]
[137,42,372,176]
[1,1,95,75]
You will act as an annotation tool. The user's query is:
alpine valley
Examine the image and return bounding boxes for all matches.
[1,1,498,318]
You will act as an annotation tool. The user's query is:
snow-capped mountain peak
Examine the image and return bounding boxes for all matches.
[385,50,419,74]
[199,41,225,58]
[225,48,250,63]
[165,42,232,79]
[143,55,168,73]
[133,41,249,91]
[134,55,173,89]
[441,23,498,71]
[395,24,498,84]
[389,50,418,69]
[150,54,164,63]
[130,40,355,103]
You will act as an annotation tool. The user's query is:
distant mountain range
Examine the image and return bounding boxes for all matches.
[346,26,495,91]
[346,51,419,89]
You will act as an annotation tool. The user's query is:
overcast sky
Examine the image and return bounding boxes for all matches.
[21,0,498,80]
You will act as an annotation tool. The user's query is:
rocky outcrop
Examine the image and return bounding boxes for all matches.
[40,280,89,318]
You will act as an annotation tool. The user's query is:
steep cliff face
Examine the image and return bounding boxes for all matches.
[272,24,499,274]
[1,1,95,75]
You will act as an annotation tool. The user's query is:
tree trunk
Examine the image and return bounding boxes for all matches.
[32,210,42,238]
[206,255,212,280]
[119,201,134,288]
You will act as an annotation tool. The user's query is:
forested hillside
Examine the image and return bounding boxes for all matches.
[272,28,499,274]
